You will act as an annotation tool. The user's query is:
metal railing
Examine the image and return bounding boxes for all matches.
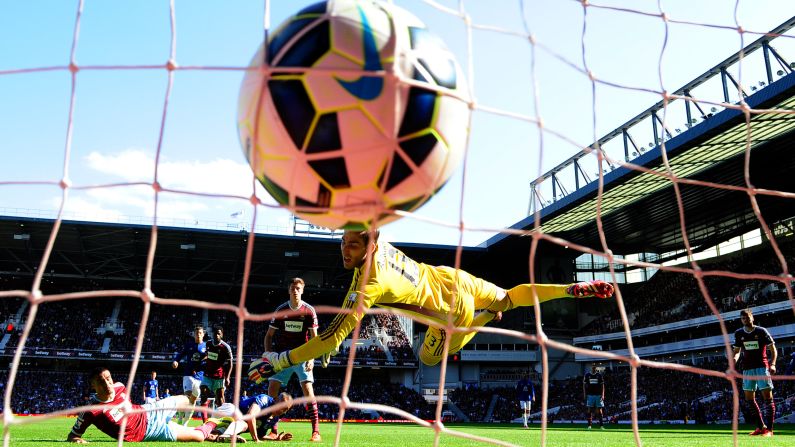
[529,17,795,214]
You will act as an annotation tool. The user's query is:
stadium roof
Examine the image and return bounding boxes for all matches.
[2,74,794,298]
[485,68,795,256]
[0,217,488,307]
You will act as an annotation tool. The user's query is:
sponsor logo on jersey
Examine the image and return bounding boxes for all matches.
[744,340,760,350]
[284,321,304,332]
[348,292,358,302]
[207,351,219,361]
[108,405,125,422]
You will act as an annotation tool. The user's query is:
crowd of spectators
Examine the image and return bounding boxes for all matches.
[1,294,416,364]
[337,344,388,361]
[112,301,206,354]
[3,299,108,352]
[449,386,495,421]
[583,241,795,336]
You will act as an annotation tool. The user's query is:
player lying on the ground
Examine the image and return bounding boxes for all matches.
[67,367,234,443]
[213,392,294,443]
[264,229,614,371]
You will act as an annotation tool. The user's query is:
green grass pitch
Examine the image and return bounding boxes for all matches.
[2,418,792,446]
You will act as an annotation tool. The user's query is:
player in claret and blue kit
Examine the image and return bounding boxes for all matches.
[201,325,234,412]
[264,277,322,442]
[67,367,228,443]
[583,365,605,430]
[733,308,777,437]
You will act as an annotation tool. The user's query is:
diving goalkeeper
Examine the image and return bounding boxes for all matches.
[265,230,613,370]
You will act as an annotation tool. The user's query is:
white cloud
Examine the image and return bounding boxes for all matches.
[85,149,156,183]
[71,149,281,227]
[85,149,256,196]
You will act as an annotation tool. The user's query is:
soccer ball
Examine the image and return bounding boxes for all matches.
[247,357,275,384]
[238,0,471,230]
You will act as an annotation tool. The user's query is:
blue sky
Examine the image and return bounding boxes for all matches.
[2,0,794,247]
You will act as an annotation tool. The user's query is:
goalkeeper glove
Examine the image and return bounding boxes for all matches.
[321,347,339,368]
[566,280,614,299]
[263,351,293,373]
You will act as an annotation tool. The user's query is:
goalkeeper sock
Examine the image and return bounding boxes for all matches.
[501,284,570,311]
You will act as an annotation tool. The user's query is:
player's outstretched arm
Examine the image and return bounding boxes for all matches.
[245,403,261,442]
[266,293,369,372]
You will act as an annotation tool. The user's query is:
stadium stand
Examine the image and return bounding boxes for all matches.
[582,238,795,336]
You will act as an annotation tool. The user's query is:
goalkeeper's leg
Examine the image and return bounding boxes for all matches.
[446,309,500,355]
[418,326,447,366]
[419,309,502,365]
[417,270,503,365]
[447,268,611,314]
[486,281,614,313]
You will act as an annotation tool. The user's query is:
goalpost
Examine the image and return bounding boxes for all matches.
[1,1,795,446]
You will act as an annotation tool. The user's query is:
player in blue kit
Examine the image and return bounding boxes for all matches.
[172,325,207,424]
[214,393,295,443]
[733,309,777,437]
[142,371,159,404]
[583,365,605,430]
[516,372,536,428]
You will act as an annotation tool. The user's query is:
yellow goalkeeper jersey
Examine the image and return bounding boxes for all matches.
[288,240,488,364]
